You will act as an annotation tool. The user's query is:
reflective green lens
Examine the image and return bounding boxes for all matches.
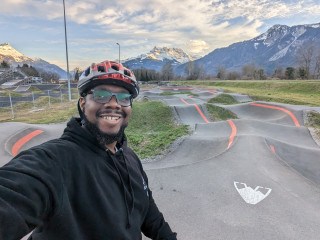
[91,89,132,106]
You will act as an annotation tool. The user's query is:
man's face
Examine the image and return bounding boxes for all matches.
[80,84,132,141]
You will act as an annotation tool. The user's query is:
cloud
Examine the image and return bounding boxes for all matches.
[186,40,210,54]
[2,0,320,68]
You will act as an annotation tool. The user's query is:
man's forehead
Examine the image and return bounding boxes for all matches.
[93,84,129,93]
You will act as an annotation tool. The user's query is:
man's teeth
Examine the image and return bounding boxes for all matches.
[102,116,120,120]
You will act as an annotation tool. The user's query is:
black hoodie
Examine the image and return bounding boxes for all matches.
[0,118,177,240]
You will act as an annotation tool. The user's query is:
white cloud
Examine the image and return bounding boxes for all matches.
[186,40,210,54]
[1,0,320,67]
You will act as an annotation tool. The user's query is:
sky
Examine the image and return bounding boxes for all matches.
[1,0,319,70]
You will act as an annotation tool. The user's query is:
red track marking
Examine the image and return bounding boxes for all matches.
[12,130,44,157]
[160,87,194,90]
[193,89,216,94]
[140,88,152,91]
[270,145,275,153]
[227,120,237,149]
[180,98,210,123]
[188,95,193,98]
[251,103,300,127]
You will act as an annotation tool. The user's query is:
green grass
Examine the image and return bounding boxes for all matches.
[306,111,320,137]
[126,100,189,159]
[0,97,189,159]
[177,80,320,106]
[208,94,238,105]
[206,104,238,121]
[1,91,24,97]
[160,91,199,97]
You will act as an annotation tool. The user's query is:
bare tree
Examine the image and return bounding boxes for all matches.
[241,64,256,79]
[226,71,241,80]
[160,62,174,80]
[313,50,320,79]
[185,62,205,80]
[273,67,285,79]
[296,43,314,79]
[216,65,226,80]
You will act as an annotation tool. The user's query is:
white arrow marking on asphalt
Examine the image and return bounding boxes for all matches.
[234,182,272,205]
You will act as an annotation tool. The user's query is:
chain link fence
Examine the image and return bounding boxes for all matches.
[0,88,79,121]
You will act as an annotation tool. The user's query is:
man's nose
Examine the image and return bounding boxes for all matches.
[103,95,121,109]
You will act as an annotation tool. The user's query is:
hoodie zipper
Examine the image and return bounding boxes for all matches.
[106,149,135,229]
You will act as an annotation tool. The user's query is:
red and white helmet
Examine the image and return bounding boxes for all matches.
[78,60,139,98]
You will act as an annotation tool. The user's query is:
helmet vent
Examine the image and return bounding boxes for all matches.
[124,69,131,76]
[84,67,90,76]
[111,65,119,71]
[97,66,105,72]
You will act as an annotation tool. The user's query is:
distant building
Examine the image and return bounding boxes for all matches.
[31,77,42,84]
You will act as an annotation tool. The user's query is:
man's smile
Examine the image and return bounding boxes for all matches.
[99,114,121,121]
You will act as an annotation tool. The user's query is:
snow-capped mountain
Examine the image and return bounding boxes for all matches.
[177,22,320,75]
[0,43,31,62]
[0,43,67,79]
[123,46,199,71]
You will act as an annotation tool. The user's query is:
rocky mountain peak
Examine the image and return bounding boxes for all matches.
[0,43,31,62]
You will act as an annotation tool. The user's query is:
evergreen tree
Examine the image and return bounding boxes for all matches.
[1,61,10,68]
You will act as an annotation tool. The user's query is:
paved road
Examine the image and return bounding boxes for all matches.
[1,87,320,239]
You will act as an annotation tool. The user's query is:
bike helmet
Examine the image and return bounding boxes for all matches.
[78,60,139,98]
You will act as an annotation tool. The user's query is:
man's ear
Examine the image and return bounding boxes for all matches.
[79,97,86,111]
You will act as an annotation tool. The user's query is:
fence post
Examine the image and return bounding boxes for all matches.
[48,90,51,108]
[60,89,63,103]
[9,93,14,120]
[32,91,35,109]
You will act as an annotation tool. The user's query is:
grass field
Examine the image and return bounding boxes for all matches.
[178,80,320,106]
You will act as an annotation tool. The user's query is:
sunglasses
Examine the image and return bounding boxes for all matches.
[88,89,133,107]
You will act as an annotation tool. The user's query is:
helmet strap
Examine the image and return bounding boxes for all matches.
[77,99,86,125]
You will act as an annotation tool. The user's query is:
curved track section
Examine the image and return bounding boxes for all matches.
[1,87,320,240]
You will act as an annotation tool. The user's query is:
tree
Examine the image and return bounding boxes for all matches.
[313,50,320,79]
[298,67,307,79]
[226,71,241,80]
[37,69,60,83]
[161,62,174,80]
[256,68,266,80]
[285,67,295,80]
[133,68,160,82]
[273,67,285,79]
[0,60,9,68]
[185,62,205,80]
[241,64,256,79]
[296,44,314,79]
[19,64,39,77]
[216,65,226,80]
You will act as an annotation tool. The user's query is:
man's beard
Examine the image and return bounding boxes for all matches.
[83,107,128,147]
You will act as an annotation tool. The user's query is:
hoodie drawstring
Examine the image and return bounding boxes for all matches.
[120,148,135,220]
[106,149,135,229]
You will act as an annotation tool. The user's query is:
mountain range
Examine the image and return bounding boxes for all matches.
[0,43,67,79]
[123,46,199,71]
[1,22,319,79]
[183,22,320,75]
[124,22,320,75]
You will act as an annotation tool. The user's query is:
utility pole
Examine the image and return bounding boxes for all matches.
[63,0,71,101]
[116,43,120,63]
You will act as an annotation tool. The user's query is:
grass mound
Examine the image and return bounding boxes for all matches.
[127,100,189,159]
[208,94,238,105]
[206,104,238,121]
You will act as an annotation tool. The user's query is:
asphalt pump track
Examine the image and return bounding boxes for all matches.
[1,87,320,240]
